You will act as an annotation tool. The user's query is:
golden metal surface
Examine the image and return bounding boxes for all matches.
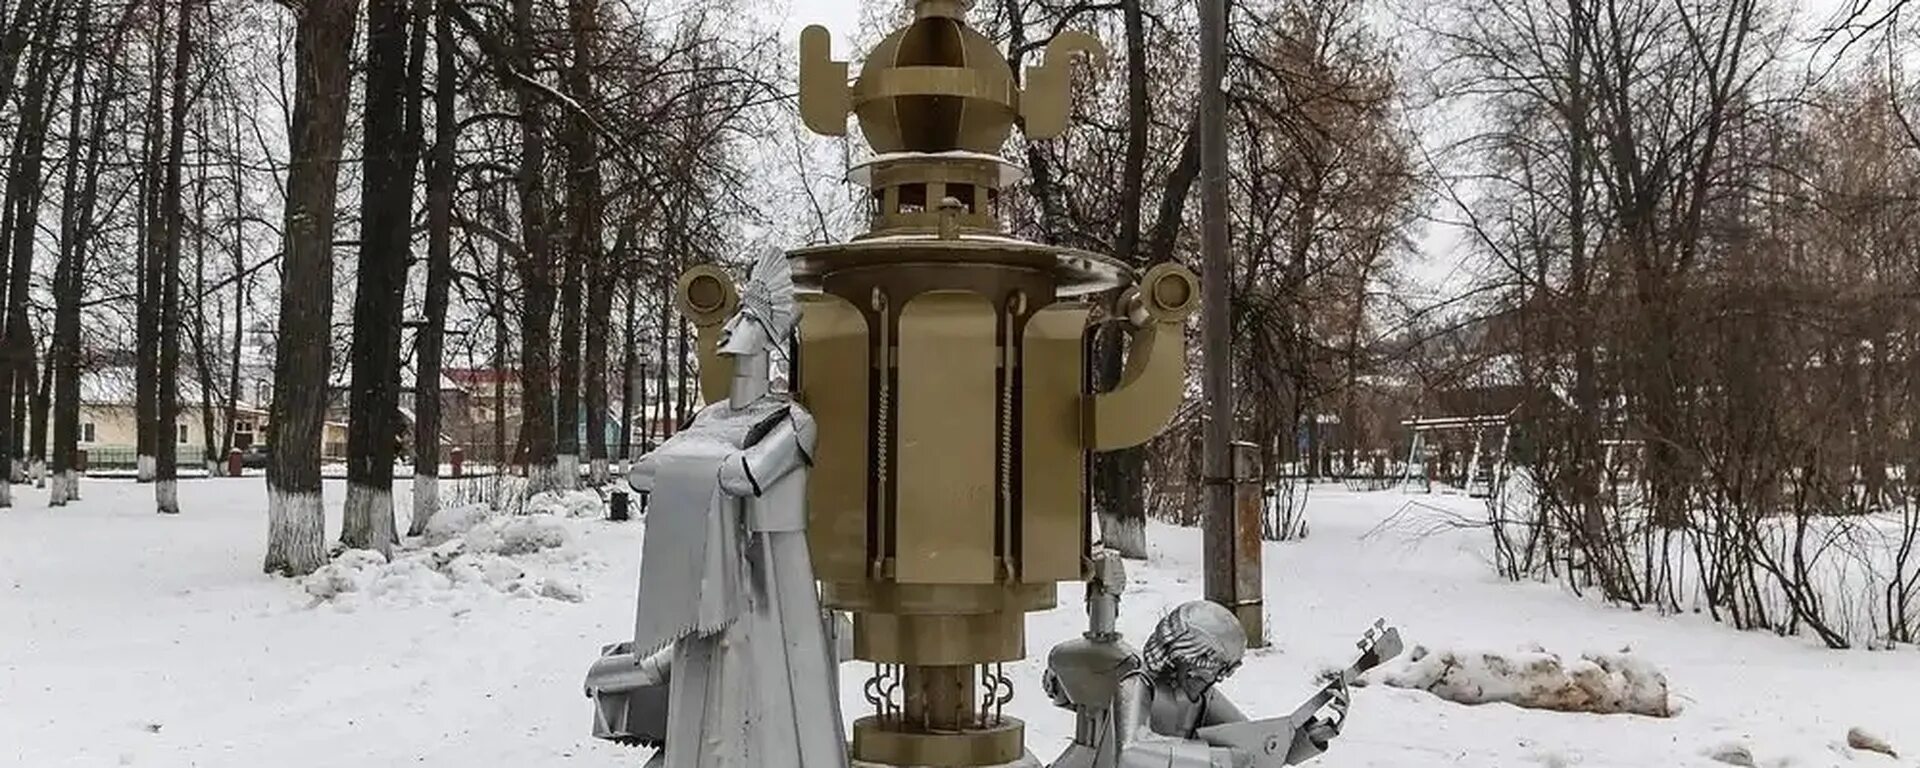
[796,293,871,583]
[1088,318,1184,452]
[796,240,1129,297]
[674,265,738,405]
[852,16,1016,154]
[675,264,737,322]
[1019,31,1106,140]
[821,581,1056,615]
[799,26,850,137]
[855,613,1023,664]
[895,291,998,584]
[904,665,978,731]
[785,5,1194,761]
[851,715,1025,766]
[1140,262,1202,320]
[1089,264,1199,451]
[913,0,971,18]
[1021,305,1091,582]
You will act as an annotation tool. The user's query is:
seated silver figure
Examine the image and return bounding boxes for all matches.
[1044,574,1399,768]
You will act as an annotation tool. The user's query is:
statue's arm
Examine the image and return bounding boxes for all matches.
[1199,689,1248,727]
[718,408,817,498]
[628,454,660,494]
[1114,676,1246,768]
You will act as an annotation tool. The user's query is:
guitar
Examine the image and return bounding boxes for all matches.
[1195,619,1404,766]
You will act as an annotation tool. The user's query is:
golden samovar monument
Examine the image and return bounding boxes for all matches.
[669,2,1198,764]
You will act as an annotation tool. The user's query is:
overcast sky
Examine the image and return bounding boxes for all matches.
[753,0,1879,298]
[767,0,866,48]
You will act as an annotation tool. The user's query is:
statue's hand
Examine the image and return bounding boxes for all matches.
[717,453,758,497]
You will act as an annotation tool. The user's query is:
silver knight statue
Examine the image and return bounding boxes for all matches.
[1044,595,1402,768]
[583,250,848,768]
[1042,551,1141,768]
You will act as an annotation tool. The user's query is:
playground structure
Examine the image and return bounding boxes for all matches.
[1399,412,1514,497]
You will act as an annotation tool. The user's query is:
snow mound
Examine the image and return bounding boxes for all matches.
[464,514,572,555]
[1847,727,1898,758]
[1381,644,1671,717]
[524,489,605,518]
[299,513,590,608]
[1704,741,1755,766]
[302,549,392,600]
[422,503,493,545]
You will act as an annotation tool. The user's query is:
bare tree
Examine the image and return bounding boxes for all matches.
[0,3,69,507]
[409,0,457,535]
[565,0,607,487]
[134,0,167,484]
[265,0,360,575]
[341,0,426,553]
[152,0,194,514]
[51,0,133,505]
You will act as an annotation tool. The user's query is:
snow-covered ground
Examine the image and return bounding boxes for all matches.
[3,481,1916,768]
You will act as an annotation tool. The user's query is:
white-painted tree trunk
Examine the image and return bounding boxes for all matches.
[341,484,395,557]
[48,471,80,506]
[0,477,13,508]
[137,455,156,482]
[525,461,562,501]
[30,459,44,488]
[206,458,220,477]
[264,489,326,575]
[589,457,608,487]
[411,475,439,536]
[156,478,179,514]
[11,459,26,484]
[555,453,579,491]
[1098,512,1148,559]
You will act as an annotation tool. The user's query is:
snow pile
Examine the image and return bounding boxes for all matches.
[422,502,493,544]
[1381,644,1672,717]
[301,512,589,608]
[464,513,573,555]
[1704,741,1756,766]
[1847,727,1899,758]
[524,488,605,518]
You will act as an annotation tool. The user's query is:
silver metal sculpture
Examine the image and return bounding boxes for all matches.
[1041,551,1140,768]
[584,250,848,768]
[1043,596,1403,768]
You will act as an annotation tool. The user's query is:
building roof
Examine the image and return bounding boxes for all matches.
[81,367,264,412]
[328,361,465,393]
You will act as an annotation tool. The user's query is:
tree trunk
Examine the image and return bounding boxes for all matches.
[28,344,47,487]
[0,18,63,507]
[265,0,359,575]
[656,282,670,441]
[223,97,246,473]
[154,0,193,514]
[51,0,128,505]
[341,0,422,553]
[513,0,559,494]
[409,0,455,536]
[50,0,90,505]
[135,0,167,484]
[618,274,637,474]
[567,0,606,487]
[555,231,582,490]
[190,144,222,477]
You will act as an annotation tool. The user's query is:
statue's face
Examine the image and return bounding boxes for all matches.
[718,311,772,358]
[1170,657,1239,700]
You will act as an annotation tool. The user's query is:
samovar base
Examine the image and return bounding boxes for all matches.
[851,751,1042,768]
